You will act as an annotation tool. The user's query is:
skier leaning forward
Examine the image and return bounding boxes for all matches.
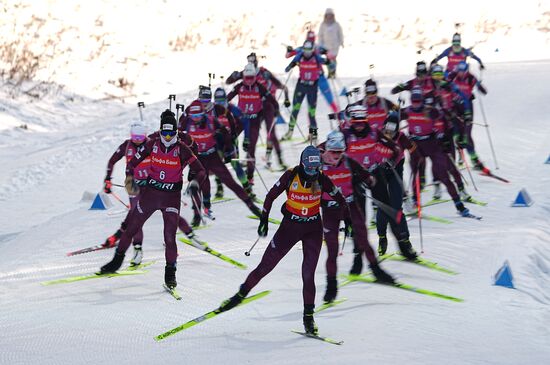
[100,113,206,289]
[319,130,395,304]
[219,146,349,335]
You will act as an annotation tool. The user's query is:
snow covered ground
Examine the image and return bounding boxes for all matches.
[1,60,550,364]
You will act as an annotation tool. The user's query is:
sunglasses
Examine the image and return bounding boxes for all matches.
[131,134,146,142]
[189,113,204,119]
[160,130,177,138]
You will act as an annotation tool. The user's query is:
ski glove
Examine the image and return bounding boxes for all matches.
[257,216,269,237]
[286,45,293,53]
[103,176,112,194]
[188,179,200,195]
[480,63,485,70]
[284,99,291,108]
[124,175,139,196]
[242,138,250,152]
[464,110,473,123]
[343,218,354,238]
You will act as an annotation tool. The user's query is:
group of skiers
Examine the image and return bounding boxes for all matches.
[98,30,488,336]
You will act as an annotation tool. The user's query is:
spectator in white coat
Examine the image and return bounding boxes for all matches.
[317,8,344,76]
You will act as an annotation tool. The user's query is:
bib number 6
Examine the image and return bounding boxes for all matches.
[159,171,165,180]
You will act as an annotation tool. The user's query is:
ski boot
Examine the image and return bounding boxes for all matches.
[130,242,143,267]
[203,207,215,221]
[398,239,418,260]
[164,263,177,289]
[349,249,363,275]
[303,305,318,335]
[191,213,201,228]
[403,197,417,214]
[245,178,257,201]
[215,179,224,199]
[323,276,338,303]
[458,186,471,202]
[454,200,470,217]
[309,127,318,145]
[377,235,388,256]
[281,128,294,141]
[103,229,123,248]
[219,286,247,312]
[433,182,442,200]
[100,251,125,274]
[369,262,395,284]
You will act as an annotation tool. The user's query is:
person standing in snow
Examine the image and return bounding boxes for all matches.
[317,8,344,78]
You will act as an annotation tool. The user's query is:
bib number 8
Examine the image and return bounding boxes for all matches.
[159,171,165,180]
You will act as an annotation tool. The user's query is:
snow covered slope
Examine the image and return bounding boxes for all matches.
[0,60,550,364]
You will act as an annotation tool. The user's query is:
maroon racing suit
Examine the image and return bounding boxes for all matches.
[106,138,150,244]
[239,167,349,307]
[227,81,277,181]
[227,67,285,162]
[111,132,196,236]
[180,109,258,216]
[401,105,462,205]
[319,153,379,279]
[113,136,205,265]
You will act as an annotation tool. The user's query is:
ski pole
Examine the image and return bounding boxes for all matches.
[168,95,176,111]
[137,102,145,121]
[458,148,478,192]
[245,236,261,256]
[339,234,347,256]
[365,192,402,224]
[267,69,293,141]
[415,172,424,254]
[478,95,499,170]
[294,121,307,141]
[253,162,269,192]
[176,103,184,121]
[189,187,206,226]
[110,191,130,209]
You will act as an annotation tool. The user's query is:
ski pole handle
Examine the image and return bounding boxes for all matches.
[137,101,145,121]
[245,236,261,256]
[168,95,176,110]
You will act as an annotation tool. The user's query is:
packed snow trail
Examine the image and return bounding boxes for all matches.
[0,61,550,364]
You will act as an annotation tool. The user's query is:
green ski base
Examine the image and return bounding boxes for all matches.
[463,197,488,206]
[315,298,348,313]
[154,290,271,341]
[178,237,247,269]
[339,274,463,302]
[291,330,344,345]
[247,215,281,225]
[126,260,157,271]
[422,198,452,208]
[378,254,458,275]
[406,212,453,224]
[211,197,236,204]
[163,284,182,300]
[41,269,148,286]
